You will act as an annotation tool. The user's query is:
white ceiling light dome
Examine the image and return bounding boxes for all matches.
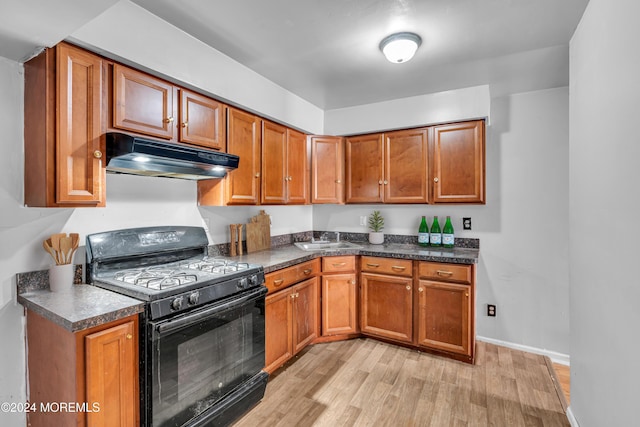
[379,32,422,63]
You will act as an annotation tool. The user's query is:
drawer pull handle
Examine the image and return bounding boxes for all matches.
[392,266,406,271]
[436,270,453,277]
[303,269,312,275]
[332,262,346,267]
[366,263,380,268]
[406,285,411,291]
[273,279,284,286]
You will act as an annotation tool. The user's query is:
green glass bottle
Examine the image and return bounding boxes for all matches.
[418,216,429,246]
[443,216,455,248]
[429,216,441,246]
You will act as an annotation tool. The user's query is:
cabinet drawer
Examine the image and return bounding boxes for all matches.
[322,256,356,273]
[360,256,412,277]
[418,262,472,284]
[265,259,320,293]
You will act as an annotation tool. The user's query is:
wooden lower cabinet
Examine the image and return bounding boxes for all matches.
[417,261,475,362]
[417,280,472,356]
[360,272,413,344]
[264,277,319,373]
[321,256,358,337]
[26,311,138,427]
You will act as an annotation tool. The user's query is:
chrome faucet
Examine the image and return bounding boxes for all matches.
[335,231,340,242]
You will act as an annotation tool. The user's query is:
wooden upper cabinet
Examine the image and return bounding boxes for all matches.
[261,123,308,205]
[384,128,429,203]
[345,133,384,203]
[24,42,105,207]
[261,121,287,204]
[431,120,485,203]
[178,89,225,150]
[311,136,344,204]
[224,108,262,204]
[285,128,309,204]
[112,64,176,139]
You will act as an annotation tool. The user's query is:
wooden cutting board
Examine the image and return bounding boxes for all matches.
[246,210,271,253]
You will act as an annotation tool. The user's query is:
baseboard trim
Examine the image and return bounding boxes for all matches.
[476,336,570,365]
[567,406,579,426]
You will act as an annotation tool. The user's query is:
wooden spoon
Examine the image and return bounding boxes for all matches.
[50,233,65,265]
[42,240,58,265]
[59,236,72,265]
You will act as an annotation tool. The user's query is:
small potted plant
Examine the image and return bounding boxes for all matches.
[368,210,385,244]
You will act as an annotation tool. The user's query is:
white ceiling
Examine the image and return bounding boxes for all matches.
[1,0,588,110]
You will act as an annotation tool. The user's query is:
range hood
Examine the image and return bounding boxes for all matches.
[105,132,239,180]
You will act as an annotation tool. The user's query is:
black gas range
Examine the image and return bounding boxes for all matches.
[86,226,268,427]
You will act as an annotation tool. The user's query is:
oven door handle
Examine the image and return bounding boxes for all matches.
[154,286,267,337]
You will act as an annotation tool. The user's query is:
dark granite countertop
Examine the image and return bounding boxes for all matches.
[18,285,144,332]
[231,242,479,274]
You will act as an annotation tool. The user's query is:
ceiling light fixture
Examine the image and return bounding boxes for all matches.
[379,32,422,63]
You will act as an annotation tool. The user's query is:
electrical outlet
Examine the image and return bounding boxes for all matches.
[359,216,367,226]
[487,304,496,317]
[463,217,472,230]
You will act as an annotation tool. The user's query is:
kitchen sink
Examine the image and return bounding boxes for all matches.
[294,241,363,251]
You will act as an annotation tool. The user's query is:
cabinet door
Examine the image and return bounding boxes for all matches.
[261,121,287,204]
[179,89,225,150]
[265,289,293,373]
[311,136,344,204]
[113,64,176,139]
[292,277,319,354]
[85,320,137,427]
[322,273,358,336]
[360,272,413,343]
[345,134,384,203]
[384,128,429,203]
[286,128,309,204]
[417,280,471,356]
[431,120,485,203]
[226,107,262,204]
[56,43,104,205]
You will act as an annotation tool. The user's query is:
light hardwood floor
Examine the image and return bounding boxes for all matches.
[234,339,569,427]
[552,363,570,406]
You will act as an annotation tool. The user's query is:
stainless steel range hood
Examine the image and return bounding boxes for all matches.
[106,132,239,180]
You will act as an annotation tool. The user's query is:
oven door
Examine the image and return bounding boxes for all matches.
[147,286,267,427]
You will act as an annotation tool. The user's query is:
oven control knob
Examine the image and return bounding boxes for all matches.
[238,277,248,290]
[188,291,200,305]
[171,296,184,311]
[249,274,258,286]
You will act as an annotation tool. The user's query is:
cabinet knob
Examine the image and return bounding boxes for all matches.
[434,177,439,183]
[418,287,424,293]
[255,173,260,178]
[335,180,341,184]
[383,180,388,185]
[181,122,188,128]
[406,285,411,291]
[465,292,469,297]
[164,117,174,123]
[378,180,383,185]
[349,279,356,285]
[126,334,132,340]
[93,150,102,159]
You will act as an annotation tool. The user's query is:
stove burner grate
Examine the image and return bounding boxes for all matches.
[114,267,199,290]
[179,259,251,275]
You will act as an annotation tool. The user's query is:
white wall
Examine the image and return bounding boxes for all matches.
[324,85,491,135]
[570,0,640,425]
[314,87,570,356]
